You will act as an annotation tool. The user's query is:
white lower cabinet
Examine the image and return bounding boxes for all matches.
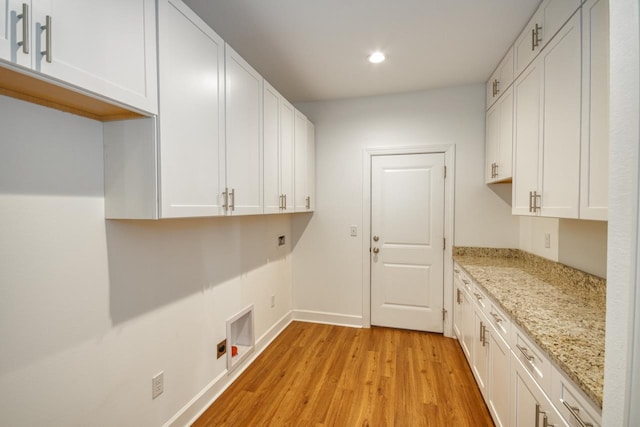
[513,355,565,427]
[453,262,602,427]
[473,310,490,398]
[488,322,511,426]
[551,367,601,427]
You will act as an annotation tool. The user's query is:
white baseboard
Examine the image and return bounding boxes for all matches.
[165,311,293,427]
[292,309,363,328]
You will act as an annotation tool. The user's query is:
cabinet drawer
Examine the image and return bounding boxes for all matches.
[472,283,490,315]
[511,326,552,392]
[551,367,602,427]
[487,300,510,342]
[453,263,473,294]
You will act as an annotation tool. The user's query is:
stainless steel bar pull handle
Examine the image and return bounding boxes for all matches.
[534,24,543,47]
[18,3,29,54]
[456,289,462,304]
[283,194,287,209]
[529,191,534,212]
[222,188,229,211]
[516,344,535,361]
[280,194,283,209]
[562,401,593,427]
[490,312,502,323]
[532,28,536,50]
[41,15,52,63]
[305,196,310,209]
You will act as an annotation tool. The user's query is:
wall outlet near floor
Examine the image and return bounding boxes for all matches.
[544,233,551,249]
[270,295,276,308]
[152,372,164,399]
[217,339,227,359]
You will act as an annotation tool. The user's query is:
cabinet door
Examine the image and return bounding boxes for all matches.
[157,0,225,218]
[263,81,281,214]
[486,87,514,184]
[0,0,31,67]
[461,287,474,363]
[488,330,511,427]
[225,44,263,215]
[485,102,500,183]
[32,0,157,114]
[294,109,309,212]
[513,354,564,427]
[514,0,580,76]
[580,0,609,220]
[487,47,515,110]
[497,88,514,181]
[453,282,465,342]
[306,120,315,211]
[512,60,543,216]
[539,12,581,218]
[280,99,295,211]
[473,311,490,397]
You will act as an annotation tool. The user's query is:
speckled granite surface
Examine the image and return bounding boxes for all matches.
[453,247,606,408]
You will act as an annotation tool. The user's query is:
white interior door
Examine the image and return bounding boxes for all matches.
[371,153,445,332]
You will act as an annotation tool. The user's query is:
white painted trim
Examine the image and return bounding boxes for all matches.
[292,309,363,328]
[166,311,293,427]
[361,144,456,337]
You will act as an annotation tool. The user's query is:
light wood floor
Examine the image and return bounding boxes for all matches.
[194,321,494,427]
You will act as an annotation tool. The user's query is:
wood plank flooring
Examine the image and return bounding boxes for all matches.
[194,321,494,427]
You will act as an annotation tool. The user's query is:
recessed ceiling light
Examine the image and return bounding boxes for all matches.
[368,51,385,64]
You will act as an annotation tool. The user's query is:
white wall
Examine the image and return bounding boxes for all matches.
[0,95,293,427]
[292,84,519,324]
[603,0,640,425]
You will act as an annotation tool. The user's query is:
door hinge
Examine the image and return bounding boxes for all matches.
[443,237,446,250]
[444,166,447,179]
[442,308,447,321]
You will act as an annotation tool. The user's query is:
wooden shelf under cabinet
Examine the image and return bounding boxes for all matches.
[0,65,144,122]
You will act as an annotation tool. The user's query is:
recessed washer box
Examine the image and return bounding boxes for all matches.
[226,305,255,371]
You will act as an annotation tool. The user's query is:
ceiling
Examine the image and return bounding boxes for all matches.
[183,0,541,103]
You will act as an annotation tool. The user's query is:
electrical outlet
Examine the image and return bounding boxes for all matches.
[152,372,163,399]
[271,295,276,308]
[217,339,227,359]
[544,233,551,249]
[278,235,286,246]
[350,226,358,237]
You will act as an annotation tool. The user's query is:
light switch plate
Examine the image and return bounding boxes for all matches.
[350,226,357,237]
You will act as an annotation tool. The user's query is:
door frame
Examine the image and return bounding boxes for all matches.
[361,145,455,337]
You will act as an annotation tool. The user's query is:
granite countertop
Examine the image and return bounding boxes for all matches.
[453,247,606,409]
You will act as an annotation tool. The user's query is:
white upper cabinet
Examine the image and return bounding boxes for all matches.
[158,0,225,218]
[486,47,514,110]
[0,0,158,115]
[104,0,224,219]
[580,0,609,221]
[512,12,581,218]
[263,81,294,214]
[294,109,313,212]
[485,86,513,184]
[514,0,581,77]
[0,0,32,68]
[306,120,316,211]
[225,44,263,215]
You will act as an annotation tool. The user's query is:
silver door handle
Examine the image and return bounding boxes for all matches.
[18,3,29,54]
[562,401,593,427]
[490,312,503,324]
[372,247,379,254]
[284,194,287,209]
[373,235,379,242]
[516,344,535,361]
[41,15,52,63]
[222,188,229,211]
[305,196,310,209]
[229,188,235,211]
